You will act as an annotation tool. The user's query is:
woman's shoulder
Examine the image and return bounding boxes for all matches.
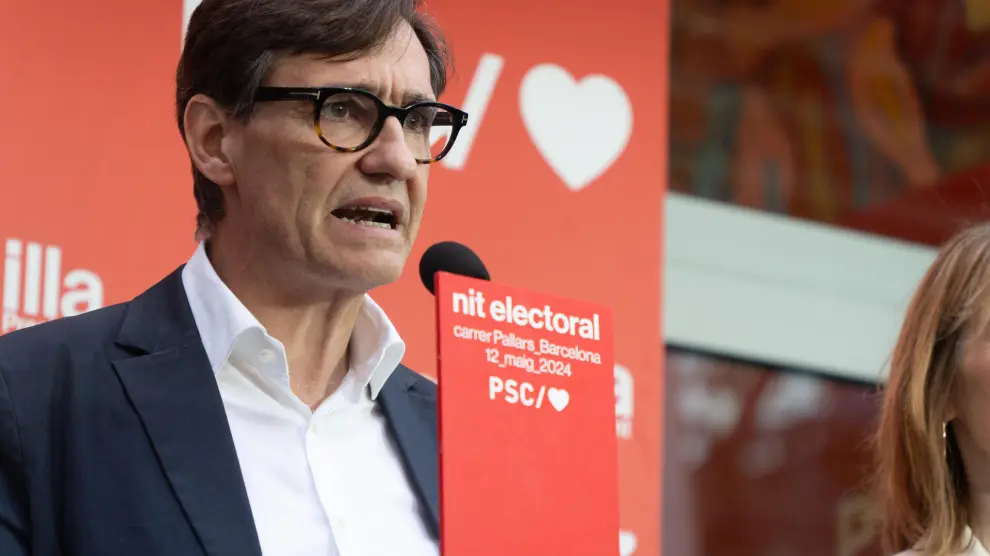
[891,548,981,556]
[890,534,990,556]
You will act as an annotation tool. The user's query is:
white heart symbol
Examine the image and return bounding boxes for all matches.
[547,388,569,412]
[619,530,638,555]
[520,64,633,191]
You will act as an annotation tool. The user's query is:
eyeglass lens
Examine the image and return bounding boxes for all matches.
[319,91,456,161]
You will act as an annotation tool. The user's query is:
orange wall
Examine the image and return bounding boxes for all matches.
[0,1,668,553]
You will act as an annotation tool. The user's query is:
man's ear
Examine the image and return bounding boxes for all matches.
[183,94,236,187]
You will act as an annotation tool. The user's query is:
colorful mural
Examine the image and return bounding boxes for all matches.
[670,0,990,235]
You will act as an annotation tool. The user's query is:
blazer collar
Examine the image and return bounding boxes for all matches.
[112,265,263,556]
[376,365,440,536]
[114,265,200,355]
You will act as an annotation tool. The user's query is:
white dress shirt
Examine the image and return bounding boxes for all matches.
[895,526,990,556]
[180,243,439,556]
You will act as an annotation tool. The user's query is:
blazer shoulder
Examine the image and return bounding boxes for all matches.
[0,302,129,373]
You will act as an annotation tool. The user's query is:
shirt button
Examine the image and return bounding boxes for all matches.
[258,349,275,364]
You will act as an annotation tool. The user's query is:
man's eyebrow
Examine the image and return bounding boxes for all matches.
[400,90,436,105]
[321,82,436,105]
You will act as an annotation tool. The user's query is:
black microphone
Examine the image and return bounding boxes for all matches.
[419,241,491,295]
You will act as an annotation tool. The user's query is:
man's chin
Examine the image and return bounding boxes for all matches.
[355,264,404,291]
[331,252,408,292]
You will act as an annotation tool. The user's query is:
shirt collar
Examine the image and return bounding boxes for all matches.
[966,526,990,556]
[912,527,990,556]
[180,242,405,399]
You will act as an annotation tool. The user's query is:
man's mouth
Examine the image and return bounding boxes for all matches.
[330,206,398,230]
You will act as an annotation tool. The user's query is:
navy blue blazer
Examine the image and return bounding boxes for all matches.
[0,267,439,556]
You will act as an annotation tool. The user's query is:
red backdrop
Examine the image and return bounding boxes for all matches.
[0,1,668,554]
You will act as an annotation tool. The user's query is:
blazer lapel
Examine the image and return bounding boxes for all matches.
[112,268,262,556]
[377,366,440,537]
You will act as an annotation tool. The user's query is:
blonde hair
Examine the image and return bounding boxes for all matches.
[875,223,990,556]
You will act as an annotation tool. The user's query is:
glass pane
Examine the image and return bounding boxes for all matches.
[664,347,882,556]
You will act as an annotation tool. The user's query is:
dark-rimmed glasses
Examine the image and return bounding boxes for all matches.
[254,86,468,164]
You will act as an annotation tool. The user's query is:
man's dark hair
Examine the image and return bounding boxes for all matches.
[176,0,451,232]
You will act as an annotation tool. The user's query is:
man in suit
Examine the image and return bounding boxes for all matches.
[0,0,469,554]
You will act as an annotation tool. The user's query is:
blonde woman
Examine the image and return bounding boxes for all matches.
[875,223,990,556]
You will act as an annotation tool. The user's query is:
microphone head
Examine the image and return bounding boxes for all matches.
[419,241,491,295]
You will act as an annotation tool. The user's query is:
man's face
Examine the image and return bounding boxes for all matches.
[221,21,433,293]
